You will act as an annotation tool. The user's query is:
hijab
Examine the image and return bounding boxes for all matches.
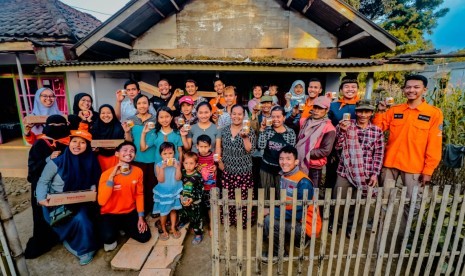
[31,88,62,134]
[288,80,307,102]
[72,93,98,117]
[91,104,124,140]
[52,139,101,192]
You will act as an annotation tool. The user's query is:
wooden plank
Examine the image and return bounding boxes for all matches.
[277,189,287,275]
[267,188,276,276]
[414,186,439,275]
[354,187,373,275]
[287,189,298,276]
[142,245,183,269]
[435,186,460,276]
[111,242,154,271]
[343,188,362,276]
[236,189,244,276]
[338,31,370,47]
[0,41,33,51]
[24,115,48,124]
[394,186,419,276]
[445,187,465,275]
[211,188,220,275]
[335,188,352,276]
[318,189,332,276]
[374,188,397,275]
[297,189,309,276]
[246,189,253,276]
[425,186,451,274]
[307,188,318,275]
[255,189,265,275]
[405,187,430,274]
[138,81,217,98]
[100,37,133,50]
[222,189,231,275]
[363,186,383,275]
[327,187,342,274]
[453,232,465,276]
[91,139,124,148]
[384,187,407,276]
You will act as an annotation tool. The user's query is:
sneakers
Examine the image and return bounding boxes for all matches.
[104,241,117,252]
[192,235,203,245]
[79,251,95,266]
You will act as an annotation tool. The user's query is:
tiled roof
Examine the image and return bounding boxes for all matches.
[0,0,101,42]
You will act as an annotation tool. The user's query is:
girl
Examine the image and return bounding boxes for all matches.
[284,80,307,116]
[36,130,100,265]
[140,106,183,165]
[26,88,62,136]
[247,85,263,114]
[258,106,296,199]
[218,104,256,226]
[180,102,221,154]
[153,142,183,240]
[72,93,99,125]
[122,94,157,215]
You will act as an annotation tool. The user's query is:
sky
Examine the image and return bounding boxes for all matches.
[61,0,464,53]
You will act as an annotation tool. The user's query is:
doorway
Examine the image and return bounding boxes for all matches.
[0,78,22,144]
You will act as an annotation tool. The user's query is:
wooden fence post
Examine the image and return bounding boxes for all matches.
[211,188,220,276]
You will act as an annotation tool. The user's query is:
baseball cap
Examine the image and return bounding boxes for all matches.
[70,130,92,142]
[260,95,273,103]
[355,99,375,111]
[179,96,194,105]
[313,96,331,109]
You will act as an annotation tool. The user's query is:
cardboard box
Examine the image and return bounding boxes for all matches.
[24,115,49,124]
[47,190,97,206]
[91,139,124,148]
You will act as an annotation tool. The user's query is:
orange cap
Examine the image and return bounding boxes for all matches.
[70,130,92,142]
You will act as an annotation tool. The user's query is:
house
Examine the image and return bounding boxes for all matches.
[0,0,100,144]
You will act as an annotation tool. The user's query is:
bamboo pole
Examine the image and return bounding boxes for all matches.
[255,189,265,275]
[287,189,297,276]
[354,186,373,275]
[211,188,220,276]
[222,189,231,275]
[246,189,253,276]
[277,189,286,275]
[0,173,29,275]
[235,189,244,276]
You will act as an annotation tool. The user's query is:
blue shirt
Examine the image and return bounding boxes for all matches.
[328,102,357,127]
[146,130,183,164]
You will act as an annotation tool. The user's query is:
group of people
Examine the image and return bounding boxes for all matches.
[22,73,442,264]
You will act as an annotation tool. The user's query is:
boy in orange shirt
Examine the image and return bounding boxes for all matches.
[98,141,151,252]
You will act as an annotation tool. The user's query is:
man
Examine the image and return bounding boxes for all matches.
[294,96,336,187]
[115,79,156,121]
[300,78,323,125]
[331,99,384,238]
[373,74,443,215]
[149,79,181,115]
[262,145,321,262]
[209,78,226,114]
[185,79,207,112]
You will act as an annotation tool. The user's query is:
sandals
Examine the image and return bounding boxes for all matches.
[171,231,181,239]
[159,232,170,241]
[192,235,203,245]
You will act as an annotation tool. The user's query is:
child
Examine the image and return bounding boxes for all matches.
[174,96,198,129]
[262,145,321,262]
[196,134,217,235]
[179,152,205,244]
[153,142,183,240]
[98,141,151,252]
[268,84,279,105]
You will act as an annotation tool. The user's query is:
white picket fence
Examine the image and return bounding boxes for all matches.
[210,185,465,275]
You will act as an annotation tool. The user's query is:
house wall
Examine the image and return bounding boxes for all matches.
[133,0,337,59]
[421,62,465,92]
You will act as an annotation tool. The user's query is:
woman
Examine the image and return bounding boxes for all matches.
[247,85,263,114]
[36,130,100,265]
[218,104,256,226]
[284,80,307,116]
[180,102,221,154]
[258,106,296,199]
[24,115,69,259]
[122,94,157,215]
[29,88,62,135]
[73,93,99,123]
[85,104,125,172]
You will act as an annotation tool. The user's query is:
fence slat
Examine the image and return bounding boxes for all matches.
[425,185,451,274]
[223,189,231,275]
[453,228,465,276]
[394,186,418,276]
[363,186,383,275]
[445,187,465,275]
[307,188,319,276]
[255,189,265,275]
[354,187,373,276]
[287,189,298,276]
[327,187,342,274]
[384,187,408,276]
[236,189,244,276]
[336,188,353,276]
[343,188,362,276]
[435,185,461,276]
[405,187,430,274]
[317,189,332,276]
[211,188,221,276]
[277,189,287,275]
[298,189,309,276]
[414,186,439,275]
[246,189,253,276]
[267,188,276,276]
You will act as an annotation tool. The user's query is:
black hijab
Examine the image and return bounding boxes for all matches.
[91,104,124,140]
[72,93,98,117]
[42,115,70,140]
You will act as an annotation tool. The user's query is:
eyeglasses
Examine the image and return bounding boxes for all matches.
[41,95,56,99]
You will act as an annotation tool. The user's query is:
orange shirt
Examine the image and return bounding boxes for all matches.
[98,166,145,216]
[209,97,227,114]
[372,101,443,175]
[299,98,315,126]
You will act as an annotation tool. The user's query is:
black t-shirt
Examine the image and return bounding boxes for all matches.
[149,95,180,116]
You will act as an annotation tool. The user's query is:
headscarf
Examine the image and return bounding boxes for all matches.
[31,88,62,134]
[91,104,124,140]
[52,139,101,192]
[72,93,97,117]
[288,80,307,103]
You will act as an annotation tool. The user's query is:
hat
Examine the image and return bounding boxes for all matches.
[313,96,331,109]
[260,96,273,103]
[179,96,194,105]
[340,74,359,85]
[355,99,375,111]
[70,130,92,142]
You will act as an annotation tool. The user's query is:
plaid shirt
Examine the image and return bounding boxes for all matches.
[335,121,384,180]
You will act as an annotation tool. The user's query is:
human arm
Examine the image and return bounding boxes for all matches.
[135,169,145,217]
[115,90,125,120]
[122,121,133,142]
[239,129,254,153]
[284,109,301,134]
[175,160,182,181]
[139,124,150,151]
[155,163,166,183]
[309,130,336,159]
[180,127,192,151]
[215,138,222,156]
[97,165,120,206]
[36,161,58,206]
[421,110,444,184]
